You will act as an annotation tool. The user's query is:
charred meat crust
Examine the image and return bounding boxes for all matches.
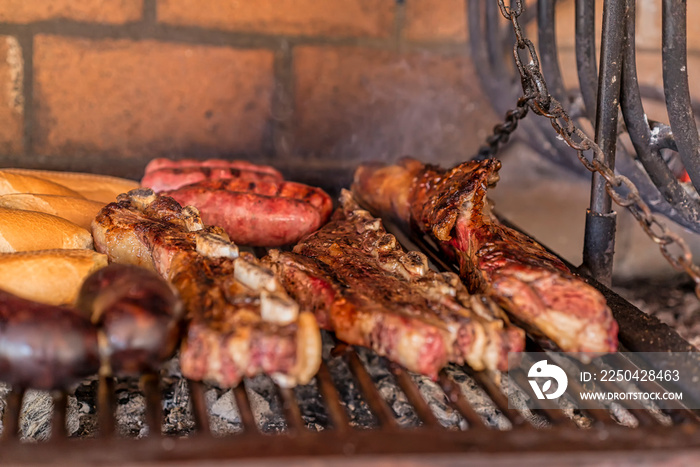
[353,158,619,354]
[266,192,524,378]
[92,188,321,388]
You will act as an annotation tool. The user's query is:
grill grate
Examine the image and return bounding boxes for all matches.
[1,224,699,465]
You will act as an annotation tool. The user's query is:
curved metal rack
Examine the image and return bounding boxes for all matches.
[470,0,700,239]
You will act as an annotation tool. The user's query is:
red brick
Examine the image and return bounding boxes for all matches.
[549,0,603,49]
[0,36,23,155]
[0,1,143,23]
[158,0,395,37]
[293,46,498,164]
[404,0,468,42]
[636,0,700,52]
[33,36,274,160]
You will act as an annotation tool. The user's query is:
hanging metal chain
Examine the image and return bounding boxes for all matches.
[492,0,700,298]
[474,96,531,160]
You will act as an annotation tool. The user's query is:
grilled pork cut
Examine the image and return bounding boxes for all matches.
[92,188,321,387]
[353,158,618,354]
[266,191,525,378]
[163,178,333,247]
[141,158,284,192]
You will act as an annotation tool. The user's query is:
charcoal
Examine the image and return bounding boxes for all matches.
[293,379,328,431]
[614,276,700,350]
[245,375,286,433]
[356,347,420,428]
[411,374,463,429]
[0,291,697,441]
[208,388,242,436]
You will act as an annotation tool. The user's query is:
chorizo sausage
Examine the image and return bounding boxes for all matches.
[142,158,284,192]
[164,179,333,247]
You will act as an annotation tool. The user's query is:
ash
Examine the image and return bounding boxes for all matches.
[293,378,329,432]
[322,335,376,429]
[2,304,694,442]
[614,276,700,349]
[355,347,421,428]
[412,373,464,429]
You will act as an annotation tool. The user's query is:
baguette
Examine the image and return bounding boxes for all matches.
[0,194,105,230]
[0,207,93,252]
[2,169,139,203]
[0,171,85,198]
[0,249,108,305]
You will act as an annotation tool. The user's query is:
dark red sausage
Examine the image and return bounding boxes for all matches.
[0,290,99,390]
[144,158,283,176]
[76,264,183,376]
[164,179,333,247]
[142,158,284,192]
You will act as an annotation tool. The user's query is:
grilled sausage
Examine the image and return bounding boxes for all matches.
[164,178,333,246]
[142,158,284,192]
[0,289,99,389]
[76,263,183,376]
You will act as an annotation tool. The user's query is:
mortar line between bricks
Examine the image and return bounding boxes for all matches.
[0,21,468,55]
[269,41,295,160]
[142,0,157,24]
[392,0,407,52]
[0,152,359,180]
[17,31,33,158]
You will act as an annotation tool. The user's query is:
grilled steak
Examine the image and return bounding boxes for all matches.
[353,158,618,354]
[142,158,284,192]
[266,190,525,378]
[163,178,333,247]
[92,188,321,387]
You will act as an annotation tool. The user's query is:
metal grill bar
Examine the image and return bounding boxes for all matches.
[345,349,398,430]
[50,391,67,440]
[562,379,614,426]
[608,354,700,422]
[2,388,24,440]
[485,0,508,78]
[538,0,566,104]
[582,0,625,285]
[465,369,525,427]
[437,370,489,429]
[276,386,304,433]
[1,200,700,464]
[187,379,211,435]
[391,365,440,428]
[577,362,657,427]
[141,373,162,437]
[575,0,598,121]
[662,0,700,193]
[232,383,258,433]
[508,369,576,426]
[525,341,616,426]
[472,0,588,173]
[315,361,350,432]
[97,375,115,438]
[620,0,700,227]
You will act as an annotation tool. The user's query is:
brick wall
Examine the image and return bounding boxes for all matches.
[0,0,698,179]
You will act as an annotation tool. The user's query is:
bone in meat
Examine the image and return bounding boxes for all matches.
[353,158,618,354]
[266,190,525,379]
[91,188,321,388]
